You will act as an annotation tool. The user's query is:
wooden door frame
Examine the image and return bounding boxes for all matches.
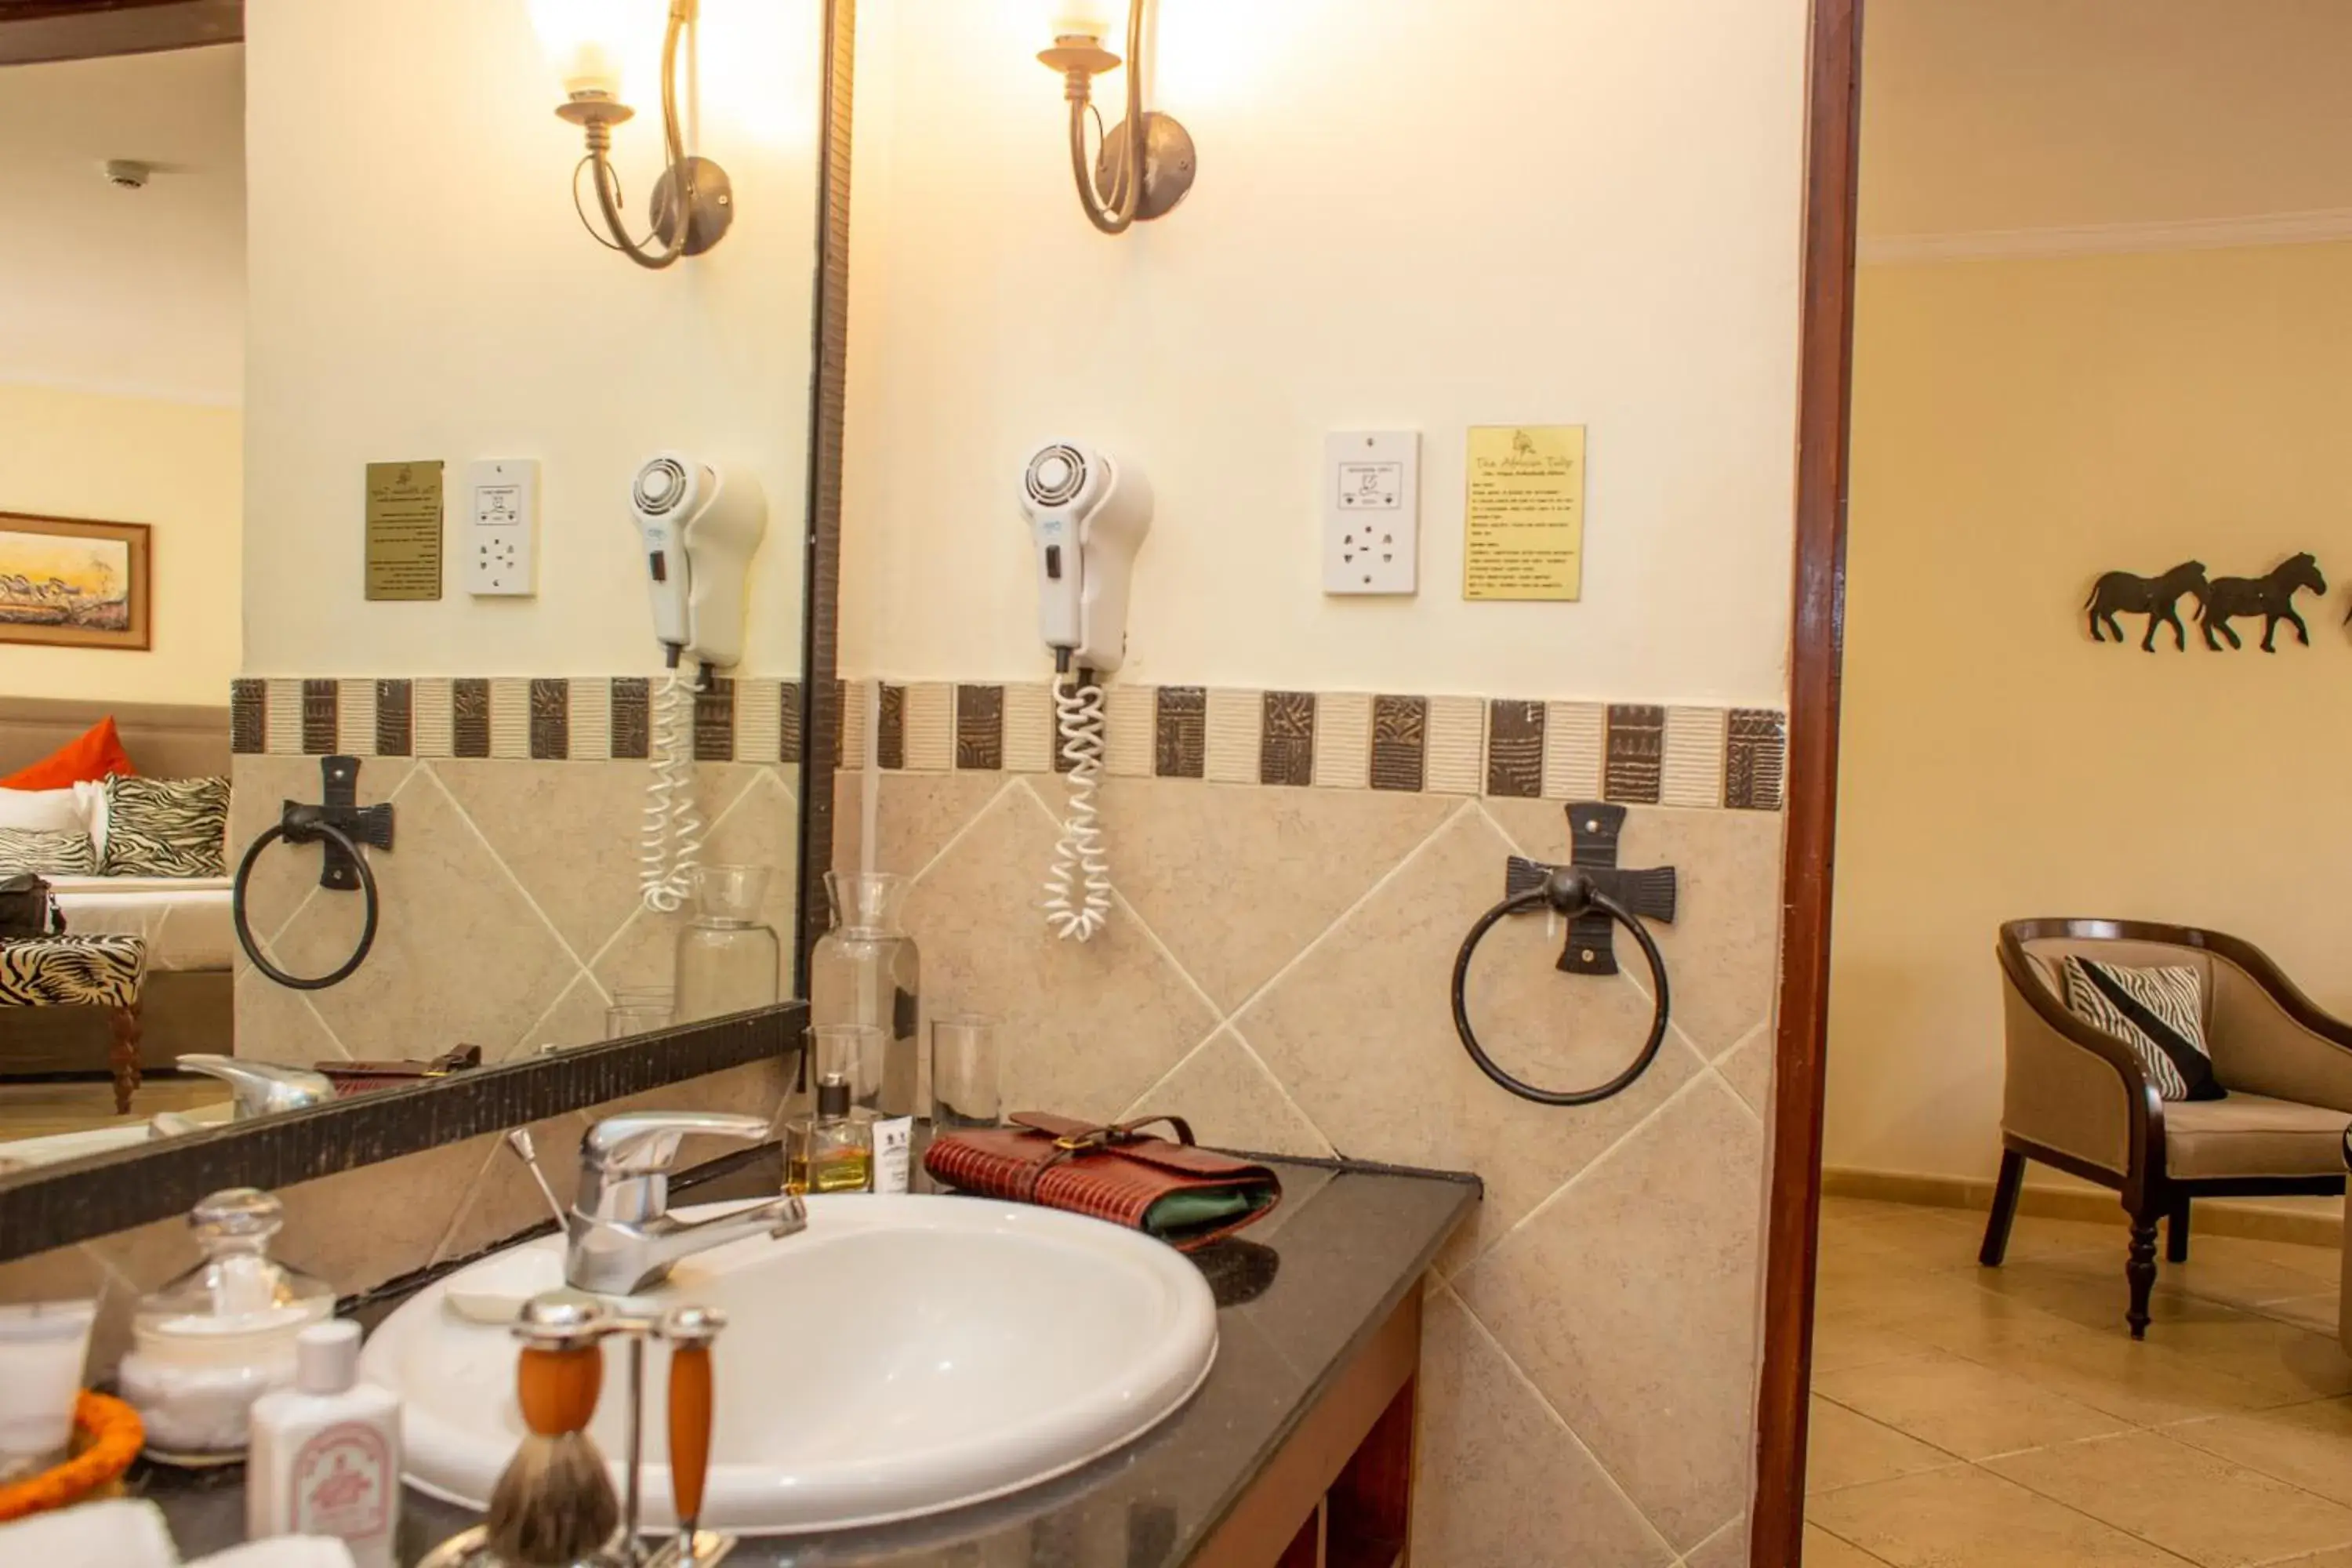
[1752,0,1864,1563]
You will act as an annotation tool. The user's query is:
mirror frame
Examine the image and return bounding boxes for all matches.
[0,0,858,1263]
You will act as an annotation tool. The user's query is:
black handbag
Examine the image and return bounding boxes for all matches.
[0,873,64,939]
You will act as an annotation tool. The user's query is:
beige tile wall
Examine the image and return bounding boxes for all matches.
[229,757,801,1066]
[836,768,1783,1564]
[0,1058,793,1383]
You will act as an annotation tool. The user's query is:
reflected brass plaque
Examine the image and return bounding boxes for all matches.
[365,460,444,601]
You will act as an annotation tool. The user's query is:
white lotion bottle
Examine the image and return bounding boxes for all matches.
[245,1320,401,1568]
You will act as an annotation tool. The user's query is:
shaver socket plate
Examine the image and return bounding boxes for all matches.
[1323,430,1419,596]
[466,458,539,597]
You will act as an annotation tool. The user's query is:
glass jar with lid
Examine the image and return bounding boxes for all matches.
[116,1188,333,1465]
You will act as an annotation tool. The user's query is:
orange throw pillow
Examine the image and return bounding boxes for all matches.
[2,716,137,789]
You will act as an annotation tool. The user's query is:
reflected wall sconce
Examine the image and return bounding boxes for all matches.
[1037,1,1196,235]
[532,0,732,268]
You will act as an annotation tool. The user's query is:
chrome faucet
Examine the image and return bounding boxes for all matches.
[174,1054,338,1119]
[565,1112,806,1295]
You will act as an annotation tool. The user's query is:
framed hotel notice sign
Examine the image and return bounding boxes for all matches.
[1462,425,1586,602]
[0,512,152,651]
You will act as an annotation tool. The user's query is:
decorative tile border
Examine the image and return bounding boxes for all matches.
[233,677,1788,811]
[834,680,1788,811]
[230,678,809,766]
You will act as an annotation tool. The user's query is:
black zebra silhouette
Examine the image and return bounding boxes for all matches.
[2085,561,2207,652]
[2201,552,2327,652]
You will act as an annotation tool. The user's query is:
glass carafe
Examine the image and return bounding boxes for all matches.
[674,865,782,1022]
[811,871,921,1117]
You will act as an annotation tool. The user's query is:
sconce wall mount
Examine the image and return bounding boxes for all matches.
[1039,2,1196,235]
[543,0,733,268]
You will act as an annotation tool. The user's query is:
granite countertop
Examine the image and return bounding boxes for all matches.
[140,1149,1479,1568]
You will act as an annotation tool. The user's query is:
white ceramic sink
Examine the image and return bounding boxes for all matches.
[359,1194,1218,1535]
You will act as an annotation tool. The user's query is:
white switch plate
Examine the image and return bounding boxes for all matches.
[465,458,538,597]
[1323,430,1418,595]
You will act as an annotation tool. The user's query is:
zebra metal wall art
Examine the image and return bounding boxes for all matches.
[2086,554,2328,654]
[2085,561,2206,652]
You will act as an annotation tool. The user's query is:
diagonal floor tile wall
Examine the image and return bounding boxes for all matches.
[835,758,1785,1565]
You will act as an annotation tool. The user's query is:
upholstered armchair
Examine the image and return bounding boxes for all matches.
[1984,918,2352,1338]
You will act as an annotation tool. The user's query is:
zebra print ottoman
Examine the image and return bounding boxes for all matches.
[2,933,148,1114]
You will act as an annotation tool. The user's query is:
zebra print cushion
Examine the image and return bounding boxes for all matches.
[0,828,95,876]
[2060,956,2220,1101]
[100,775,229,878]
[0,933,144,1007]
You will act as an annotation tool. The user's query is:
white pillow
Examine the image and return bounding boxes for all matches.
[0,786,88,835]
[74,779,110,860]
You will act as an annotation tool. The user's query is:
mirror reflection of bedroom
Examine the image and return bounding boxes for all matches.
[0,24,244,1158]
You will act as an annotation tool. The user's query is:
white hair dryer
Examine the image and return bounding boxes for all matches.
[1020,441,1152,676]
[1020,441,1152,942]
[629,452,765,913]
[630,452,767,675]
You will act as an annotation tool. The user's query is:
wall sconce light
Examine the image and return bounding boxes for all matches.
[1038,1,1196,235]
[532,0,732,268]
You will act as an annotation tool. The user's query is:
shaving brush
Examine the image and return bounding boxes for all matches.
[485,1297,621,1566]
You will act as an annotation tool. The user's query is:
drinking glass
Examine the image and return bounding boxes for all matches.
[808,1023,886,1112]
[929,1014,1000,1132]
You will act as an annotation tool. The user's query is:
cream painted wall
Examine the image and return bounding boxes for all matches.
[241,0,819,677]
[0,382,241,706]
[840,0,1806,705]
[1826,241,2352,1181]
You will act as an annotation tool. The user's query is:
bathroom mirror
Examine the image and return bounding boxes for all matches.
[0,0,846,1248]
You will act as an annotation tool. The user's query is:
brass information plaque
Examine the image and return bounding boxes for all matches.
[365,460,444,601]
[1462,425,1585,602]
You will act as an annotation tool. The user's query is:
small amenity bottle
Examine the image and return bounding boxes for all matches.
[246,1319,401,1568]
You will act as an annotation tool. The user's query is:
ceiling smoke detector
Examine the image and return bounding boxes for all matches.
[102,160,151,191]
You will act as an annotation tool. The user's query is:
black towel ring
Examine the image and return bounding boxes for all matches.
[1451,867,1671,1107]
[231,819,379,991]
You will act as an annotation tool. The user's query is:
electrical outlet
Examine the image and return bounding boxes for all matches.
[465,459,539,597]
[1323,430,1418,595]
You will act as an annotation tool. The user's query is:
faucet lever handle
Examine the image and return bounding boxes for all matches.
[582,1112,771,1177]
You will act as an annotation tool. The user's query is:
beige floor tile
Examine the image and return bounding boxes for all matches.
[1811,1312,1934,1376]
[2263,1549,2352,1566]
[1949,1317,2283,1427]
[2169,1398,2352,1509]
[1807,1396,1963,1494]
[2259,1294,2342,1336]
[2140,1316,2352,1407]
[1985,1429,2352,1566]
[1802,1525,1893,1566]
[1813,1351,2130,1460]
[1808,1465,2198,1566]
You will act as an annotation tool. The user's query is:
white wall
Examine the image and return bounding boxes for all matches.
[241,0,819,677]
[0,383,241,706]
[0,45,245,408]
[841,0,1806,704]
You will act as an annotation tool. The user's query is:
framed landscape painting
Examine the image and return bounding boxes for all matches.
[0,514,152,652]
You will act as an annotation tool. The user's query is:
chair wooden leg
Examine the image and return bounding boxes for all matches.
[1980,1149,2026,1266]
[107,1001,143,1116]
[2167,1196,2190,1264]
[2125,1215,2158,1339]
